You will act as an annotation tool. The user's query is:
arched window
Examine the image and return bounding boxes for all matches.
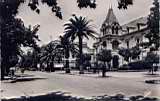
[102,41,107,47]
[112,26,114,34]
[111,22,119,35]
[115,25,119,34]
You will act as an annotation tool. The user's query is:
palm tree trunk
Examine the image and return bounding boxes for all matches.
[51,57,55,72]
[46,61,49,72]
[65,48,70,73]
[79,36,84,74]
[102,62,106,77]
[40,62,42,71]
[65,59,70,73]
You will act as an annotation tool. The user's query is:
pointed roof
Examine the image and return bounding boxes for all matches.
[104,7,119,25]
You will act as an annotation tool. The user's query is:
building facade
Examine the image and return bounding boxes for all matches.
[93,7,149,66]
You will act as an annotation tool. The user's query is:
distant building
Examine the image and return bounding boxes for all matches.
[48,40,94,68]
[69,42,95,68]
[93,7,149,66]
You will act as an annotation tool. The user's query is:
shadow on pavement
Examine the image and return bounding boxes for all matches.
[143,73,160,78]
[57,72,115,79]
[15,74,35,77]
[3,77,47,83]
[1,92,159,101]
[145,79,160,84]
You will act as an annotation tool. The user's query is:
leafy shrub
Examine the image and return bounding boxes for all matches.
[119,64,130,70]
[128,61,151,70]
[118,48,131,62]
[97,49,112,63]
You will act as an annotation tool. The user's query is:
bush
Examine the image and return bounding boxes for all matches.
[145,52,159,64]
[128,60,151,70]
[118,48,131,62]
[97,49,112,63]
[119,64,130,70]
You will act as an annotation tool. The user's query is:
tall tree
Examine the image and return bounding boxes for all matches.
[1,0,40,80]
[145,0,159,50]
[40,41,64,72]
[64,15,97,74]
[59,35,79,73]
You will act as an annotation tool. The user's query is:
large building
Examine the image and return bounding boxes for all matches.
[93,7,149,65]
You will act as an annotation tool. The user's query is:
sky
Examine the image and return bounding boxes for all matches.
[17,0,153,48]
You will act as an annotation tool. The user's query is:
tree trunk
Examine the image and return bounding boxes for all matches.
[102,62,106,77]
[151,66,154,75]
[79,36,84,74]
[51,57,55,72]
[40,62,43,71]
[65,59,70,73]
[1,55,10,80]
[1,61,5,80]
[65,48,70,73]
[46,61,49,72]
[5,64,10,76]
[4,55,10,76]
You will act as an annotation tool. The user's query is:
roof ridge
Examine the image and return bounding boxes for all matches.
[122,16,148,26]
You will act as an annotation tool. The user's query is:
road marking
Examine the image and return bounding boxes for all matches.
[144,91,151,97]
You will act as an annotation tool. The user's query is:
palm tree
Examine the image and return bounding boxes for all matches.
[59,35,79,73]
[64,15,97,74]
[40,41,64,72]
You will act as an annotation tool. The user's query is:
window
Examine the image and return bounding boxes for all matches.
[112,26,114,34]
[112,40,119,50]
[136,38,140,44]
[102,41,107,47]
[126,40,129,48]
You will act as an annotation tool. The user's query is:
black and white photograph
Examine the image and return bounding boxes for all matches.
[0,0,160,101]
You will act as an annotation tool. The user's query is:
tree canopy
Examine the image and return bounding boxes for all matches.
[0,0,134,20]
[1,0,40,79]
[97,49,112,63]
[118,46,141,62]
[145,0,159,50]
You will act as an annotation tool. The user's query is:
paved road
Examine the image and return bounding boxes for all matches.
[1,71,160,99]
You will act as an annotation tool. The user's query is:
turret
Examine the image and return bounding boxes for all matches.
[100,7,120,36]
